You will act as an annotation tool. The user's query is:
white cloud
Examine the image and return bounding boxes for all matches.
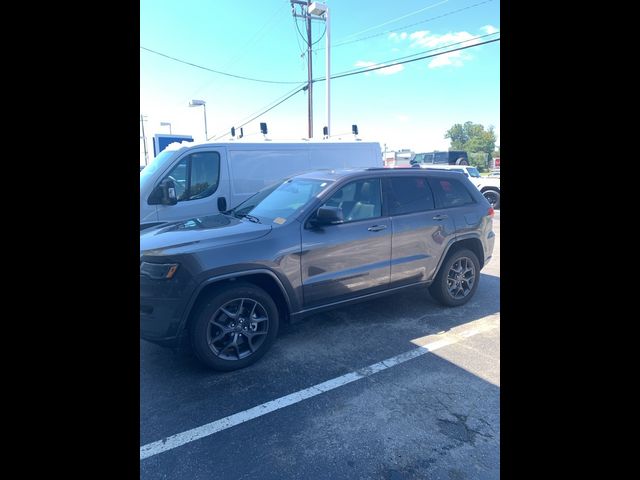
[410,31,478,49]
[354,60,405,76]
[481,24,498,34]
[428,51,466,68]
[392,29,487,68]
[378,64,405,75]
[395,114,410,122]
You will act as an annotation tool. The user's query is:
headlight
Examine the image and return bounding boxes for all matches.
[140,262,179,280]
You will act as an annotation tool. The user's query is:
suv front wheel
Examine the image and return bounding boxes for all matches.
[190,283,279,371]
[429,249,480,307]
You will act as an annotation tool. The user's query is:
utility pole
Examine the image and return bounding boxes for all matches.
[292,1,327,139]
[140,114,148,165]
[306,1,313,138]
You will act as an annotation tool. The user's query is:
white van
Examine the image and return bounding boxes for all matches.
[140,140,382,228]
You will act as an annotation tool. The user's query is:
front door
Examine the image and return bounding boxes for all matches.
[300,178,391,308]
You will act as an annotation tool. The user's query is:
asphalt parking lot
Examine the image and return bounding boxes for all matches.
[140,211,500,479]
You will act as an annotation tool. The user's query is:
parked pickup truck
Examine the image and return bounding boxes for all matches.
[421,164,500,209]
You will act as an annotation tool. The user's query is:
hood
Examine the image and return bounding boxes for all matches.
[140,214,272,254]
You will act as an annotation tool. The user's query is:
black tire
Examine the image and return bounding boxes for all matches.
[190,282,279,371]
[482,189,500,209]
[429,249,481,307]
[455,158,469,165]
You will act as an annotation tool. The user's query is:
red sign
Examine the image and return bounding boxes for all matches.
[494,157,500,168]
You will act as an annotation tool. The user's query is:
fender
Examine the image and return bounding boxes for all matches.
[431,232,483,280]
[176,268,295,335]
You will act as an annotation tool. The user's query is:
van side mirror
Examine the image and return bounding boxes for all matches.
[312,206,344,226]
[160,179,178,205]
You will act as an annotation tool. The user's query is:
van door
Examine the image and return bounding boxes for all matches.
[155,148,230,222]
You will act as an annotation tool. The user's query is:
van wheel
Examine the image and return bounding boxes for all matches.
[429,249,480,307]
[482,189,500,209]
[190,283,279,371]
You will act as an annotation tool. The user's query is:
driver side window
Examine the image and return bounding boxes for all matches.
[162,152,220,202]
[322,178,382,223]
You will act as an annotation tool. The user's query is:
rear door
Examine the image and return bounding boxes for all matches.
[383,175,456,286]
[300,178,391,308]
[427,175,481,236]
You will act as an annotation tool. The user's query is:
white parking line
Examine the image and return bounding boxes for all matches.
[140,316,499,460]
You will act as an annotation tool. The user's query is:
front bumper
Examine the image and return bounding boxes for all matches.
[140,273,196,347]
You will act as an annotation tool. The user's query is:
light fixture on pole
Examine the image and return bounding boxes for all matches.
[189,99,208,141]
[160,122,172,135]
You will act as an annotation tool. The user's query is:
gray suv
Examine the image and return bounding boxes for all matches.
[140,168,495,370]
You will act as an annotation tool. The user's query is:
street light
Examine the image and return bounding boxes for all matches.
[189,99,208,141]
[160,122,172,135]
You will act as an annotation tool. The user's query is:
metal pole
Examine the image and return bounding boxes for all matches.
[140,114,148,165]
[325,7,330,138]
[306,0,313,138]
[203,104,209,141]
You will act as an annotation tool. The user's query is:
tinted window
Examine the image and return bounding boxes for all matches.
[429,177,475,208]
[162,152,220,201]
[322,178,382,222]
[385,177,435,215]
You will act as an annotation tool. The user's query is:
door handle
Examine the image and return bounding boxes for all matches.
[432,214,448,221]
[367,225,387,232]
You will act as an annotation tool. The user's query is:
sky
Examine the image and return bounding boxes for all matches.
[140,0,500,164]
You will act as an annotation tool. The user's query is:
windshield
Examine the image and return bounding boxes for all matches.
[140,149,181,183]
[465,167,481,178]
[242,178,334,224]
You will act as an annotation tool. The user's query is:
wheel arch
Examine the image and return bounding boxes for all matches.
[180,270,293,340]
[435,236,486,275]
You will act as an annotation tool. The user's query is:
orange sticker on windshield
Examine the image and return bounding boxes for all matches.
[273,217,286,225]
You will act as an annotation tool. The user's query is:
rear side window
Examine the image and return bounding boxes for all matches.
[428,177,475,208]
[384,177,435,215]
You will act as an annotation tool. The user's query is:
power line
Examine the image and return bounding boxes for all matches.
[140,46,302,84]
[213,38,499,139]
[318,0,495,51]
[327,31,499,79]
[338,0,451,42]
[328,38,500,82]
[327,37,500,81]
[212,83,307,140]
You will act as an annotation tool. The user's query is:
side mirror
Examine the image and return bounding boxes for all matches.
[160,179,178,205]
[312,206,344,226]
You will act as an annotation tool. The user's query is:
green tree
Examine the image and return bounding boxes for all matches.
[445,121,497,157]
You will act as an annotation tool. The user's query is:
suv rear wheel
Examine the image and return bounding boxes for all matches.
[190,283,279,371]
[482,189,500,209]
[429,249,480,307]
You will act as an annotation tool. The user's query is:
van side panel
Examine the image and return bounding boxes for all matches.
[308,143,381,169]
[228,148,310,207]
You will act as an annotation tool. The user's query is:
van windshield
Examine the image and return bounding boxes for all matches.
[140,150,180,184]
[241,178,334,224]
